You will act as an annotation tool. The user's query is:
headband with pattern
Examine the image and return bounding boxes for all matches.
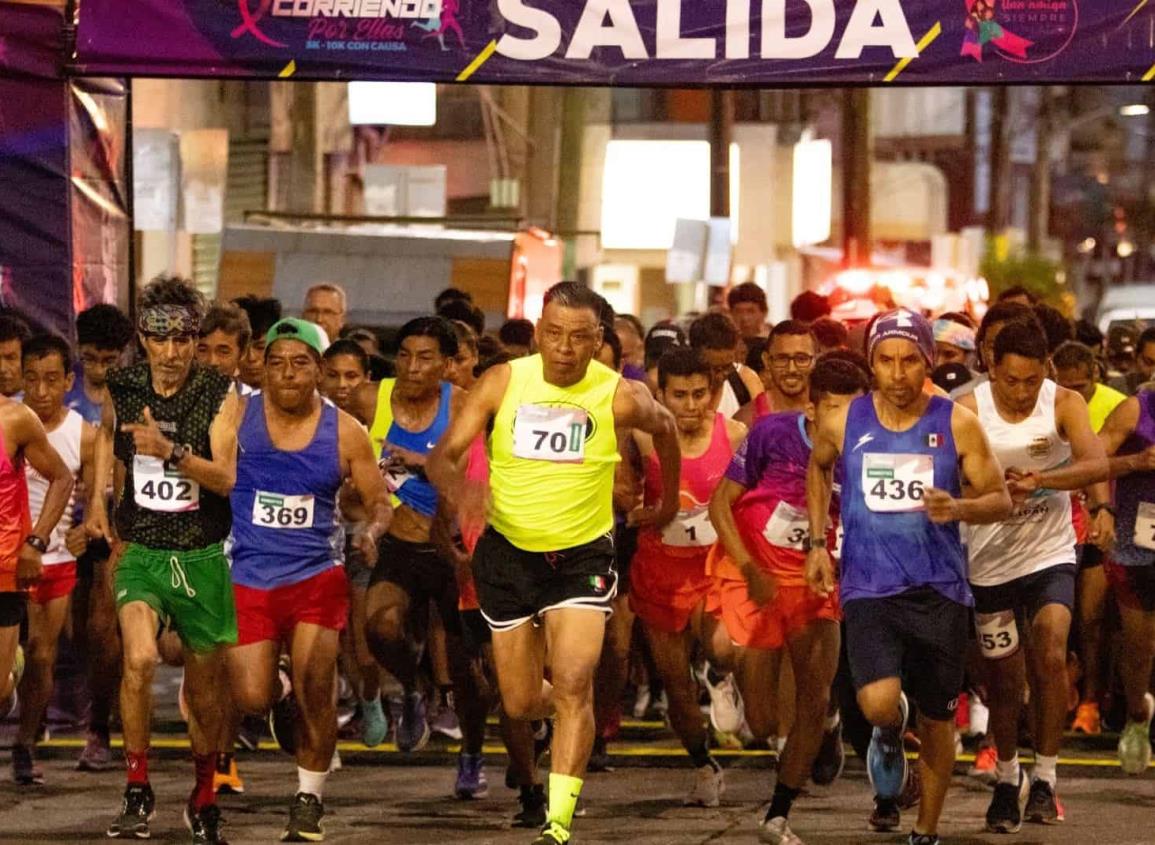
[138,304,200,337]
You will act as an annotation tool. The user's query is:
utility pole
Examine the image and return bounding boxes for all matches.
[709,89,734,218]
[841,88,871,267]
[1028,87,1053,254]
[556,88,587,279]
[987,87,1010,235]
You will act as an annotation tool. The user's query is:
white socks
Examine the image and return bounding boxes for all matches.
[996,754,1020,785]
[298,767,328,800]
[1034,754,1058,787]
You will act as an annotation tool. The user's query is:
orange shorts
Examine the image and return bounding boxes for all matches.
[707,577,840,651]
[29,561,78,605]
[629,549,713,634]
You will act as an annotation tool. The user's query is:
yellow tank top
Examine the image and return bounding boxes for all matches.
[489,355,620,551]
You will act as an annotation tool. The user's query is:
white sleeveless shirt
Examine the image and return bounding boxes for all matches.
[26,409,82,565]
[964,379,1076,586]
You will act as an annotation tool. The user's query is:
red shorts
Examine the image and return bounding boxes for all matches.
[629,549,713,634]
[234,567,349,646]
[707,578,840,650]
[29,561,77,605]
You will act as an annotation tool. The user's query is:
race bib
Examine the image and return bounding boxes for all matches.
[975,610,1020,659]
[832,524,845,558]
[661,506,716,548]
[762,501,810,550]
[1133,502,1155,551]
[378,451,415,494]
[512,405,588,463]
[251,491,315,530]
[862,453,933,513]
[132,456,199,513]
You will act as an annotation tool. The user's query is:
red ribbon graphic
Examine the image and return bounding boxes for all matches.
[232,0,288,48]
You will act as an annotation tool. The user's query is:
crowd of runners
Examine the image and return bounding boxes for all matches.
[0,275,1153,845]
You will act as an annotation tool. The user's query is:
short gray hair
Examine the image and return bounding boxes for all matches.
[305,283,346,312]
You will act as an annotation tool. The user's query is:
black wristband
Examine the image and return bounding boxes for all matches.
[24,535,47,553]
[1089,503,1116,518]
[802,535,827,552]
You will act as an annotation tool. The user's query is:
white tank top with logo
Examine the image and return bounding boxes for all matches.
[964,379,1075,586]
[25,409,83,565]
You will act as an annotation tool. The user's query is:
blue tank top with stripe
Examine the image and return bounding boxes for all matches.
[839,394,971,607]
[228,394,344,589]
[373,380,451,519]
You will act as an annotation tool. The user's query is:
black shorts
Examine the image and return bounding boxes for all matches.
[472,527,617,632]
[615,522,639,591]
[1077,543,1103,571]
[76,539,112,581]
[971,564,1075,661]
[843,587,969,722]
[344,537,372,591]
[460,609,491,658]
[0,592,26,628]
[1107,560,1155,613]
[370,534,460,636]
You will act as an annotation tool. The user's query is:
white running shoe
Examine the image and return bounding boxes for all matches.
[968,694,990,737]
[760,815,804,845]
[1118,692,1154,776]
[633,684,652,719]
[683,763,724,808]
[703,671,745,734]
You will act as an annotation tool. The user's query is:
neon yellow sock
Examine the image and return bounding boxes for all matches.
[547,772,584,831]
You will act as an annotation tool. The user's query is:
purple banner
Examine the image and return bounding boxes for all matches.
[73,1,1155,85]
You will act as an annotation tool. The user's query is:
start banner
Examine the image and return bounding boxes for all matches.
[73,1,1155,85]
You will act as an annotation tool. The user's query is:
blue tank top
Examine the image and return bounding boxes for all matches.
[839,394,971,607]
[372,380,451,519]
[65,368,103,426]
[1113,390,1155,567]
[228,394,344,589]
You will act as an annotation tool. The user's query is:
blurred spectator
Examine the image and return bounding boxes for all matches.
[614,314,646,380]
[1074,319,1104,354]
[932,311,977,371]
[744,337,769,374]
[302,282,346,342]
[438,297,485,336]
[434,287,472,312]
[789,290,832,325]
[997,285,1040,306]
[0,312,30,397]
[596,324,623,372]
[932,362,973,395]
[727,282,770,338]
[688,312,764,417]
[499,318,535,358]
[233,294,282,390]
[197,303,251,389]
[1033,303,1074,357]
[1053,341,1127,432]
[1107,324,1139,376]
[644,320,687,396]
[811,317,849,353]
[345,326,382,358]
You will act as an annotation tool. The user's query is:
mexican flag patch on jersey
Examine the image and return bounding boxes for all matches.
[927,433,941,448]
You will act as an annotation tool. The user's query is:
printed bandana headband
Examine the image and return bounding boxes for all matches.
[933,319,977,352]
[138,305,200,337]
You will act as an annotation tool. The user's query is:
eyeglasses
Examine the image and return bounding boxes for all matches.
[769,353,815,369]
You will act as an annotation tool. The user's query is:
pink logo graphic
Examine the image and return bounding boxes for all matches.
[232,0,287,48]
[962,0,1033,61]
[412,0,464,51]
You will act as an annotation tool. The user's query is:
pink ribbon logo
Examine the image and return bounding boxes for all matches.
[962,0,1033,61]
[232,0,288,48]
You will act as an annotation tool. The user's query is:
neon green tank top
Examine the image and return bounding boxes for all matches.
[489,355,620,551]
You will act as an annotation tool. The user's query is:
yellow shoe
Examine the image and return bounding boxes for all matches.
[213,756,245,795]
[1072,701,1101,735]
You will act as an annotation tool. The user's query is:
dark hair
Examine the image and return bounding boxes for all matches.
[449,319,479,353]
[689,312,739,351]
[932,362,973,393]
[593,290,615,331]
[323,338,370,375]
[0,313,30,346]
[1139,326,1155,356]
[817,348,873,382]
[790,290,832,323]
[232,295,283,338]
[1052,341,1097,375]
[476,349,513,378]
[542,281,604,320]
[644,320,687,368]
[499,318,535,349]
[745,337,769,373]
[809,357,871,403]
[997,285,1040,305]
[368,354,393,381]
[658,347,711,390]
[976,302,1041,370]
[397,316,458,358]
[1074,318,1105,351]
[139,274,206,316]
[438,298,485,336]
[810,317,848,350]
[76,304,133,350]
[477,334,502,361]
[1032,304,1074,355]
[615,314,645,339]
[200,303,252,350]
[434,287,472,311]
[727,282,768,313]
[600,325,623,371]
[940,311,976,329]
[994,319,1050,365]
[22,333,72,373]
[769,319,816,345]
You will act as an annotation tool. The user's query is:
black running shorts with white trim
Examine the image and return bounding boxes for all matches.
[471,527,617,632]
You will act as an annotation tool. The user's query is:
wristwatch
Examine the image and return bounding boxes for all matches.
[168,442,190,465]
[24,534,47,553]
[802,536,827,552]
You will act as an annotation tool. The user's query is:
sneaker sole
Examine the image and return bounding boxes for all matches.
[281,831,324,843]
[454,787,490,800]
[986,819,1022,834]
[397,720,431,754]
[107,812,155,840]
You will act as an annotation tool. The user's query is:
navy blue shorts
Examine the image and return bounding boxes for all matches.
[843,587,969,722]
[971,563,1076,621]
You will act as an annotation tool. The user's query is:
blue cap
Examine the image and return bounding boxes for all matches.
[868,309,935,365]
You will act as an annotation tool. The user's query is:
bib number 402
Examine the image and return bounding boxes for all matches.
[139,479,193,503]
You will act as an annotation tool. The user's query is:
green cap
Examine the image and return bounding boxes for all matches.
[265,318,329,359]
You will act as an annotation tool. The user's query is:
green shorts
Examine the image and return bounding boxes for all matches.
[114,542,237,653]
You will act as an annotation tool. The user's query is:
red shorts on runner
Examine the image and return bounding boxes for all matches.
[629,549,713,634]
[29,561,77,605]
[708,578,840,650]
[234,567,349,646]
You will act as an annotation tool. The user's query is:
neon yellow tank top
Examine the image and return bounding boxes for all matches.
[489,355,620,551]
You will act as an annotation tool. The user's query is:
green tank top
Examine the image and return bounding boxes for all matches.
[489,355,620,552]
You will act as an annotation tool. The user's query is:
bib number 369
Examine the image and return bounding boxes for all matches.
[133,456,199,513]
[252,491,315,530]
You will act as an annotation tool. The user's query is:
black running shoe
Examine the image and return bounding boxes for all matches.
[184,803,228,845]
[985,771,1026,833]
[869,797,900,832]
[908,832,940,845]
[513,784,547,829]
[12,743,44,786]
[282,792,325,842]
[269,693,299,756]
[1024,778,1063,825]
[533,720,553,766]
[106,783,155,839]
[810,717,845,786]
[587,736,612,773]
[237,715,265,752]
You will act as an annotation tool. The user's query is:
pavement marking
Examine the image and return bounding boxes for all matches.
[457,40,497,82]
[884,21,942,83]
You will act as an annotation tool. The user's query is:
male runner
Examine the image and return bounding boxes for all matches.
[628,347,745,806]
[957,321,1111,830]
[1097,385,1155,774]
[932,313,977,372]
[711,356,869,844]
[806,309,1012,845]
[68,303,134,771]
[688,313,764,418]
[13,335,94,785]
[728,282,771,339]
[428,281,681,845]
[233,296,282,391]
[226,318,390,841]
[86,276,242,843]
[301,283,346,344]
[734,321,816,427]
[197,303,252,394]
[0,314,30,399]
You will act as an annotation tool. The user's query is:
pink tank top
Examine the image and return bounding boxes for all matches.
[637,414,732,559]
[0,423,31,585]
[752,392,773,421]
